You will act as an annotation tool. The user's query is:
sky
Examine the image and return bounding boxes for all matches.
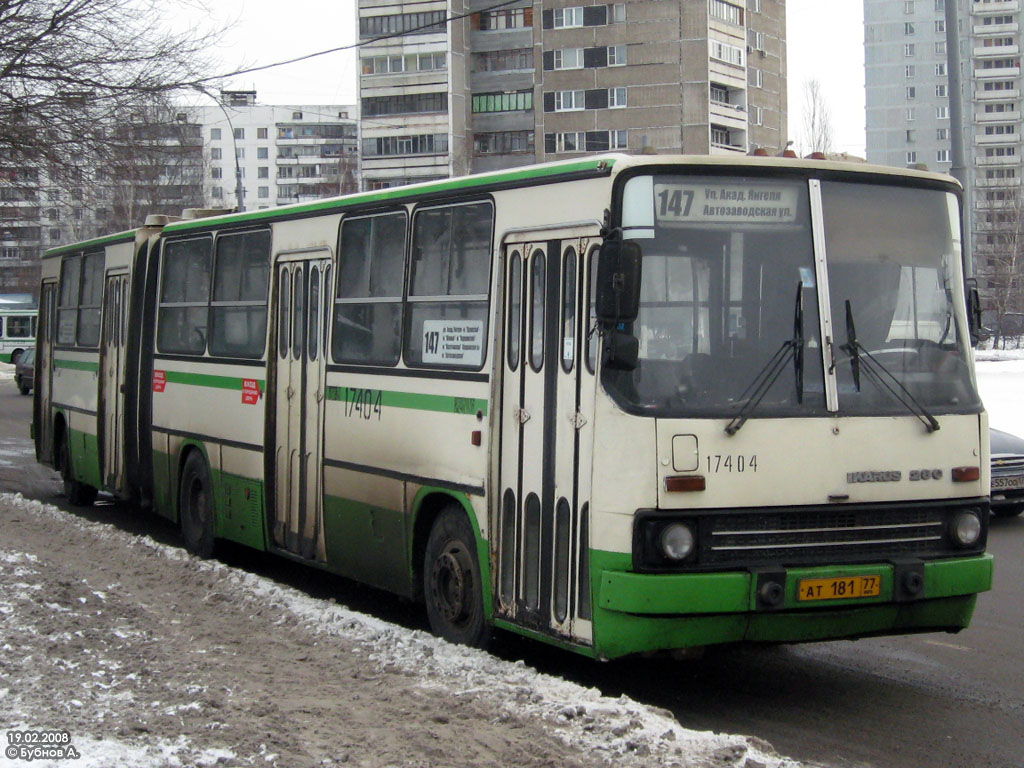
[184,0,867,158]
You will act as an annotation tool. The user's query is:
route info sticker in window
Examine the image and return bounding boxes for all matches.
[422,319,484,367]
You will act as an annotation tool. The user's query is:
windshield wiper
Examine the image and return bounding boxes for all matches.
[842,300,940,433]
[726,283,804,435]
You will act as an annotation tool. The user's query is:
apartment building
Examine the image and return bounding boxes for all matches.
[357,0,788,189]
[0,93,359,295]
[865,0,1023,290]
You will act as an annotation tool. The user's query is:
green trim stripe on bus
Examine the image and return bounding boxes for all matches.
[54,358,101,372]
[44,230,137,258]
[162,157,618,233]
[159,369,267,392]
[325,386,489,416]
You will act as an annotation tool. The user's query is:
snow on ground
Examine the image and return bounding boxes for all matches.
[0,362,14,381]
[975,349,1024,437]
[0,491,806,768]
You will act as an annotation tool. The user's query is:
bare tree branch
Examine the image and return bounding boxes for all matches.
[801,78,834,156]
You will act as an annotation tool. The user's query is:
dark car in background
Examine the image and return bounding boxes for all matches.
[990,427,1024,518]
[14,346,33,396]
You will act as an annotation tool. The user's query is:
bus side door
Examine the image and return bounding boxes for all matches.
[35,282,58,465]
[100,272,129,492]
[497,236,597,644]
[271,252,331,562]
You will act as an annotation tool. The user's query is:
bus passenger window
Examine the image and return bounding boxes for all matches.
[333,211,406,365]
[406,201,493,369]
[209,230,270,359]
[57,255,81,345]
[157,237,211,355]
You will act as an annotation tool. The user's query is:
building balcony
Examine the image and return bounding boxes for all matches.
[975,87,1020,99]
[975,65,1021,77]
[976,131,1022,144]
[973,21,1019,35]
[976,109,1022,122]
[976,153,1022,165]
[709,101,748,130]
[974,44,1020,57]
[976,176,1022,187]
[275,155,325,164]
[710,141,746,155]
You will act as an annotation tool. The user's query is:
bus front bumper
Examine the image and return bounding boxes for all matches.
[592,554,994,659]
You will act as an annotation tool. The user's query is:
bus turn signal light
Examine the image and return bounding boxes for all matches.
[952,466,980,482]
[665,475,706,492]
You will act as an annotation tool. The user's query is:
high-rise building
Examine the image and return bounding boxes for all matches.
[865,0,1023,304]
[357,0,788,190]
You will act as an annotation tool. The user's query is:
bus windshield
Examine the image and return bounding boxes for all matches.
[603,172,980,419]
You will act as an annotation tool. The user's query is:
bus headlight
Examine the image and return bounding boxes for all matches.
[951,510,982,547]
[660,523,695,561]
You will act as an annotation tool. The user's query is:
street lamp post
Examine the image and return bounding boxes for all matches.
[193,86,245,211]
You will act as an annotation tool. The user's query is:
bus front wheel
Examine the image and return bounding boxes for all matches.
[179,451,215,558]
[60,432,96,507]
[423,506,490,648]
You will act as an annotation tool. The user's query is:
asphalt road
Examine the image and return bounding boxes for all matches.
[1,376,1021,768]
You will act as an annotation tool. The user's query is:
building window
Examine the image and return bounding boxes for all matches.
[904,22,915,35]
[608,87,627,108]
[936,105,948,119]
[211,128,221,140]
[937,127,948,140]
[935,40,945,55]
[906,86,916,99]
[936,84,947,97]
[554,90,585,111]
[612,2,626,21]
[472,90,534,113]
[608,44,627,66]
[749,67,763,87]
[751,105,763,126]
[211,167,222,179]
[904,43,915,56]
[936,149,950,163]
[543,130,626,153]
[749,30,765,51]
[258,167,269,178]
[554,48,583,69]
[258,186,269,198]
[935,19,944,33]
[359,11,447,38]
[257,147,268,159]
[709,40,744,66]
[710,0,743,25]
[473,49,533,72]
[906,151,917,164]
[363,92,448,117]
[906,129,916,142]
[418,52,446,71]
[235,147,245,159]
[474,131,534,154]
[211,147,222,160]
[257,127,268,140]
[711,84,729,104]
[362,134,449,157]
[905,64,915,77]
[935,63,946,76]
[475,7,532,30]
[553,7,584,28]
[233,127,244,140]
[904,0,915,12]
[212,187,223,198]
[711,126,731,146]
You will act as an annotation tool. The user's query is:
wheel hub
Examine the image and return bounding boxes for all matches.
[431,543,472,624]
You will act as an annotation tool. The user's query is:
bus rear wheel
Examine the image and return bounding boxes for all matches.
[423,506,490,648]
[60,432,96,507]
[179,451,215,558]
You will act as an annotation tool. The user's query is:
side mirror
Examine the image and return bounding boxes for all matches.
[965,278,986,347]
[595,239,642,325]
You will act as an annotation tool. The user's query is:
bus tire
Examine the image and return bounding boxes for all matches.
[17,380,30,396]
[179,451,216,558]
[60,432,96,507]
[423,506,490,648]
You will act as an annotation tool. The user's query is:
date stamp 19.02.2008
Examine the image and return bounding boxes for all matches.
[5,730,81,762]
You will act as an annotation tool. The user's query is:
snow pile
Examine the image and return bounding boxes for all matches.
[976,358,1024,437]
[0,362,14,381]
[0,492,807,768]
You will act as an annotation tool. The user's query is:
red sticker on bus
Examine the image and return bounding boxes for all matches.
[242,378,261,404]
[153,370,166,393]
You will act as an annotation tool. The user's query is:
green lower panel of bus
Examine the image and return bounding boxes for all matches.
[323,495,410,596]
[212,470,266,551]
[589,551,994,659]
[67,427,101,490]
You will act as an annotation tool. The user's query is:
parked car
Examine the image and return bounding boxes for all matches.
[990,427,1024,518]
[14,346,33,396]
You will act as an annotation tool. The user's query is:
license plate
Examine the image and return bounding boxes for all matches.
[991,475,1024,490]
[798,575,881,602]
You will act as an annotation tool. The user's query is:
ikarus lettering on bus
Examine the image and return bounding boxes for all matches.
[422,319,484,367]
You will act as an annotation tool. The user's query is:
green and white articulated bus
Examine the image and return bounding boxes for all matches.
[0,302,37,363]
[34,154,994,659]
